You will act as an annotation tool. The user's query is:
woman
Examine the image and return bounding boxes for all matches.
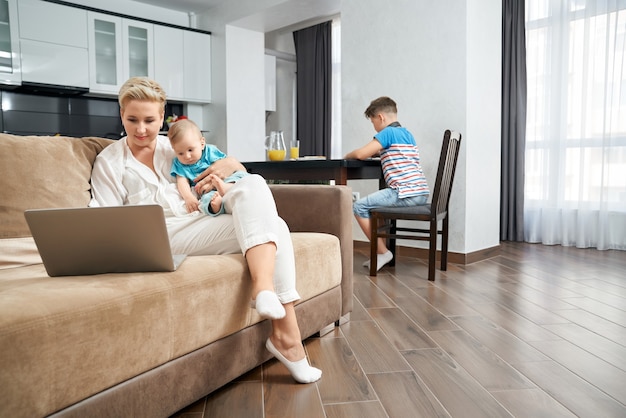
[90,77,321,384]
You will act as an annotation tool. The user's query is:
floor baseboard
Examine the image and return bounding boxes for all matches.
[353,241,500,265]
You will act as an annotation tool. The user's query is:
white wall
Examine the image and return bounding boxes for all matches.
[265,30,297,144]
[201,17,227,152]
[199,0,502,255]
[341,0,501,254]
[465,0,502,253]
[224,25,266,161]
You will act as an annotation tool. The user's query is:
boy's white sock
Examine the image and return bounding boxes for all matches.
[266,338,322,383]
[362,250,393,271]
[254,290,286,319]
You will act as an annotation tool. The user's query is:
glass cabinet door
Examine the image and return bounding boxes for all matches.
[94,19,118,85]
[88,12,123,93]
[0,0,21,85]
[123,20,153,79]
[128,26,147,77]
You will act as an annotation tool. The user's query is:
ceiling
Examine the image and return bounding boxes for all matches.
[132,0,228,14]
[131,0,340,33]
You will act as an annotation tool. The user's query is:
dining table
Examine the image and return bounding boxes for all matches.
[242,158,385,188]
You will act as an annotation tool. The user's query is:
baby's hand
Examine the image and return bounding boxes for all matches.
[184,196,200,213]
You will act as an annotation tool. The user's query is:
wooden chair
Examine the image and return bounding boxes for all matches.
[369,130,462,281]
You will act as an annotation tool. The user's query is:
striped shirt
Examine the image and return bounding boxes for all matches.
[375,124,429,198]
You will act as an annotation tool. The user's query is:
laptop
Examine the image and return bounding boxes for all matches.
[24,205,186,277]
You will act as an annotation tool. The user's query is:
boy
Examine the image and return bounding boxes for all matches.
[344,96,429,271]
[168,119,248,215]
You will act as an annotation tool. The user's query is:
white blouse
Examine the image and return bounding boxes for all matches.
[90,135,189,218]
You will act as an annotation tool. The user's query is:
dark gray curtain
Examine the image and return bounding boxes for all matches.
[293,21,332,157]
[501,0,527,241]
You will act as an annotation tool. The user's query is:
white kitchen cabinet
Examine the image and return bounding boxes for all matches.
[88,12,154,94]
[18,0,87,48]
[265,54,276,111]
[0,0,21,86]
[154,25,184,100]
[154,25,211,103]
[8,1,210,103]
[17,0,88,88]
[183,30,211,103]
[20,40,89,88]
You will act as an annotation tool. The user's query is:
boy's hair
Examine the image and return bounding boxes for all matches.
[167,119,202,144]
[118,77,167,112]
[364,96,398,119]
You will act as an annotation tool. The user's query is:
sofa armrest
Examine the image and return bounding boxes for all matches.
[269,184,353,316]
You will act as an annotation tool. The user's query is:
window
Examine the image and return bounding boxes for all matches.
[525,0,626,250]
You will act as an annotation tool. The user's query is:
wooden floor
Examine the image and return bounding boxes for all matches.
[171,242,626,418]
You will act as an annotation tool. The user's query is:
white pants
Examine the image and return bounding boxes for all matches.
[166,175,300,303]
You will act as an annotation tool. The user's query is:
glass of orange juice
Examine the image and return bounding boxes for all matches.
[290,140,300,159]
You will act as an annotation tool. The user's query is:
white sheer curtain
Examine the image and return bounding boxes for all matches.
[525,0,626,250]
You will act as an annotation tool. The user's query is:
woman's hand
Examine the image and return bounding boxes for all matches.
[194,157,246,195]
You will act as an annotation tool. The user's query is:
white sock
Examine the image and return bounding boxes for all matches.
[362,250,393,271]
[254,290,286,319]
[266,338,322,383]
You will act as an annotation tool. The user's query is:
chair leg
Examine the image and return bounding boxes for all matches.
[441,216,449,271]
[388,219,397,266]
[428,219,438,281]
[369,215,378,276]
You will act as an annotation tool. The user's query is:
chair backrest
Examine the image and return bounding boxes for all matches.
[430,130,462,219]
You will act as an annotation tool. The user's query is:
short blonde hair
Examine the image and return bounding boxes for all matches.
[118,77,167,113]
[167,119,202,145]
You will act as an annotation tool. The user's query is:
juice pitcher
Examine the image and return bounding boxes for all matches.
[266,130,286,161]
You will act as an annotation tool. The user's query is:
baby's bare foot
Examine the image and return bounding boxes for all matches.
[210,193,222,213]
[209,174,234,196]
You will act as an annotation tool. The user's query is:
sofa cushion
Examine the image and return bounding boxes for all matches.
[0,237,42,269]
[0,134,113,239]
[0,232,341,417]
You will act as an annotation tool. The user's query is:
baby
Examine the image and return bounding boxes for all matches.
[168,119,248,215]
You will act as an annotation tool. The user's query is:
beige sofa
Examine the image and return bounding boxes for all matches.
[0,134,353,418]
